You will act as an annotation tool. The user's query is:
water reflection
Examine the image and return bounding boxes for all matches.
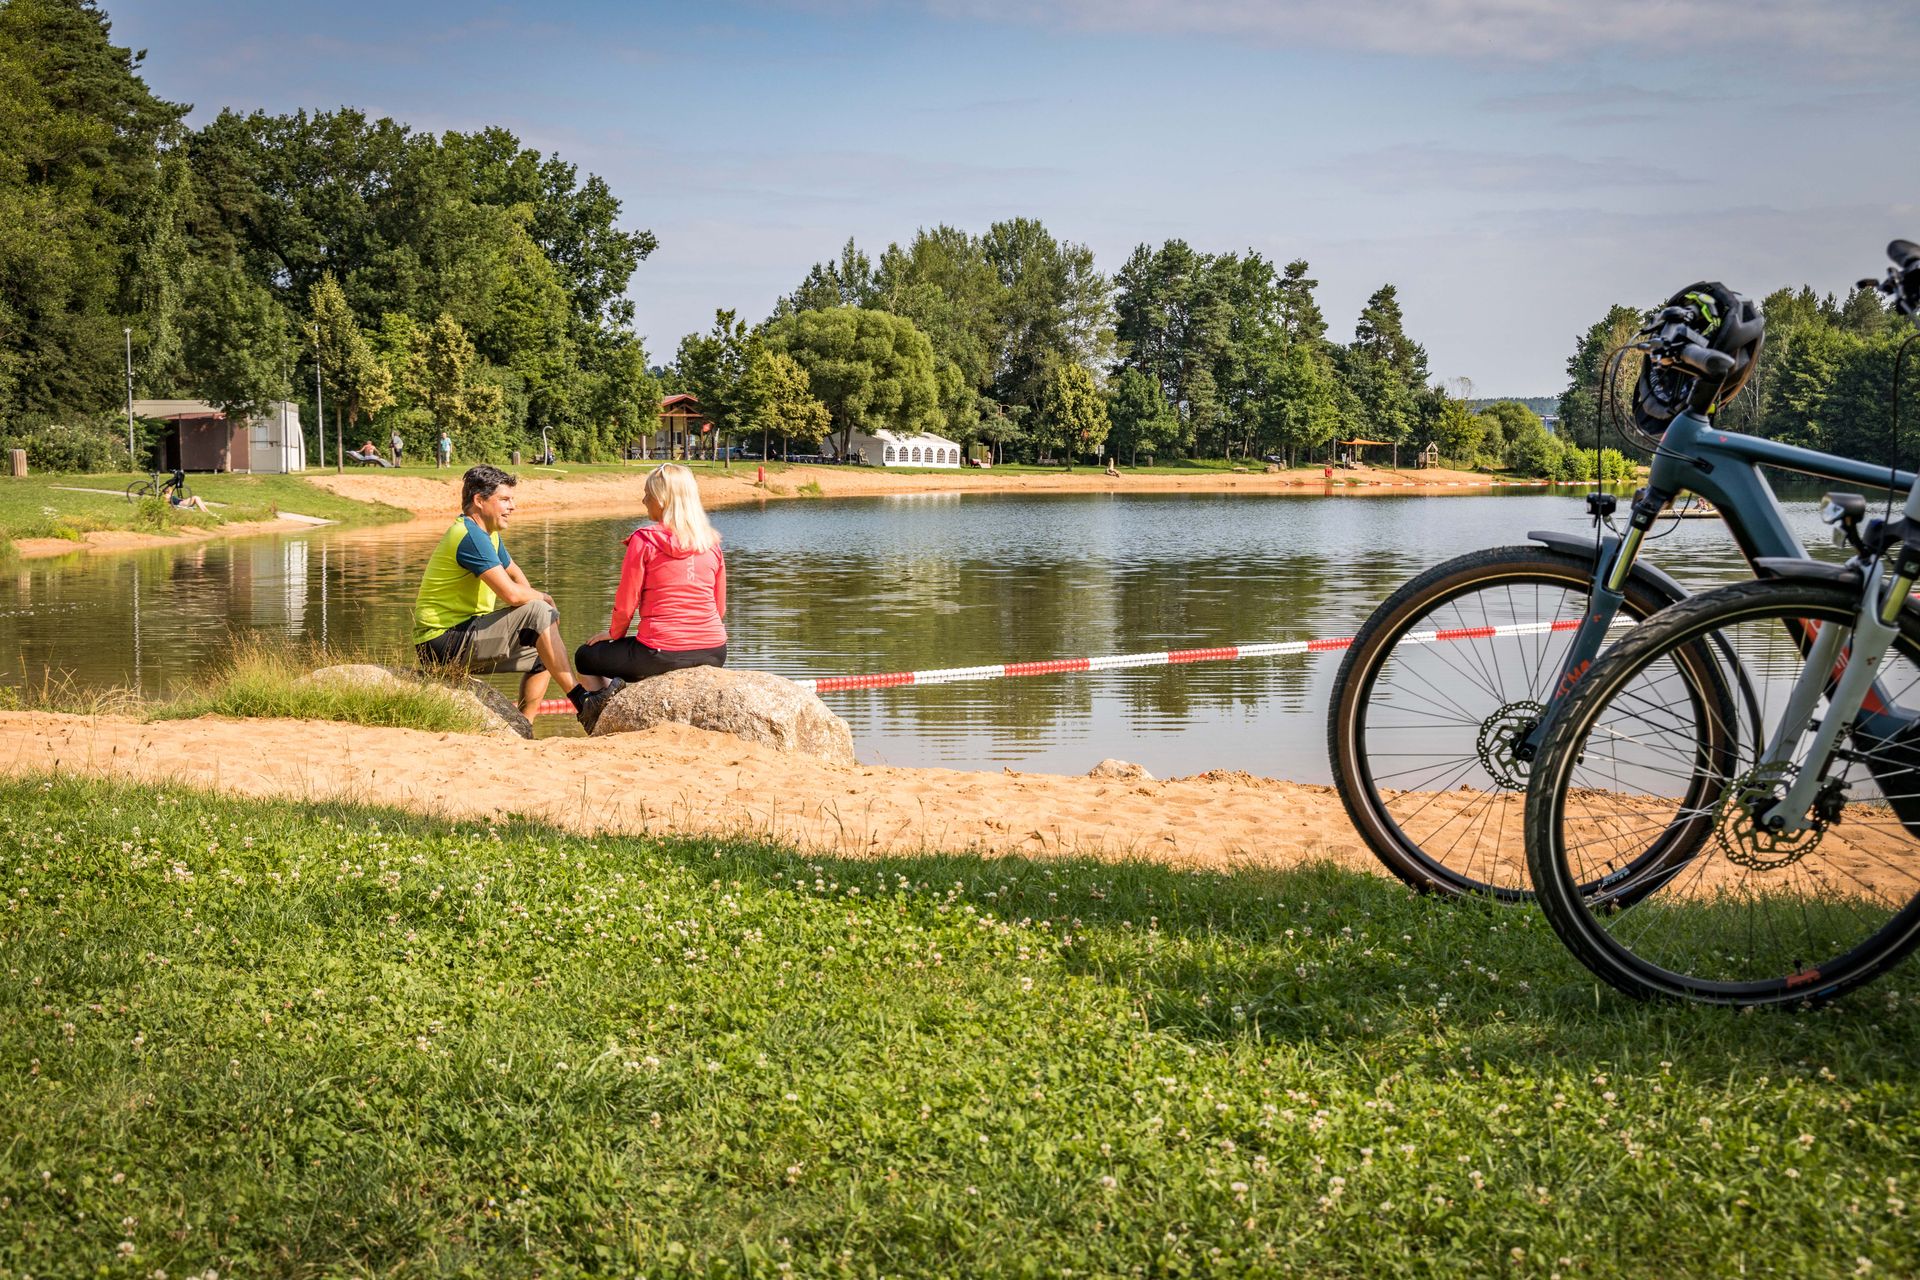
[0,487,1849,780]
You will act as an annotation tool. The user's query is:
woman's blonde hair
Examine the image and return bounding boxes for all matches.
[644,463,720,553]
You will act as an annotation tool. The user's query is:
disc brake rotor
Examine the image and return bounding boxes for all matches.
[1715,762,1826,870]
[1477,700,1545,791]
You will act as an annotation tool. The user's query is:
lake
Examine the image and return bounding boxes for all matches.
[0,487,1846,782]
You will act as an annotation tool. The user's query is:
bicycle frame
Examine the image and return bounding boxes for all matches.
[1526,409,1920,755]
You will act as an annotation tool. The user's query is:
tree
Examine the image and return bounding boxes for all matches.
[420,312,505,457]
[777,238,875,315]
[738,348,830,458]
[983,217,1114,417]
[764,307,940,459]
[1033,362,1109,464]
[1474,401,1540,469]
[1345,285,1429,446]
[309,273,393,461]
[675,309,753,445]
[1557,304,1644,452]
[182,260,291,419]
[1107,368,1178,465]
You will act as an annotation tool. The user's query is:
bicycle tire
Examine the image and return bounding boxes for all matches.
[1328,545,1718,900]
[125,481,153,503]
[1525,579,1920,1006]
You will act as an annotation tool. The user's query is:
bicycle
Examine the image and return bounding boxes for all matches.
[1520,242,1920,1005]
[1329,258,1917,902]
[126,466,189,505]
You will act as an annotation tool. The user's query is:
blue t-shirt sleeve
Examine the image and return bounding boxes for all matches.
[453,517,503,577]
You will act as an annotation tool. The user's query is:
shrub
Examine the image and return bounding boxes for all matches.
[151,640,492,733]
[0,416,129,473]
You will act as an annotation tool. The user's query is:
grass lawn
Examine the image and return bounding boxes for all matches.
[0,472,410,543]
[4,777,1917,1277]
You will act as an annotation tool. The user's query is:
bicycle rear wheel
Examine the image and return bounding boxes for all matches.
[1526,579,1920,1006]
[1328,545,1703,899]
[125,480,153,503]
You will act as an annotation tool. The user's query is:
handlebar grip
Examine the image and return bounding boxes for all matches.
[1678,344,1735,378]
[1891,240,1920,271]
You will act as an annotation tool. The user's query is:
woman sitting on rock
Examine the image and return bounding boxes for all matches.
[576,463,728,695]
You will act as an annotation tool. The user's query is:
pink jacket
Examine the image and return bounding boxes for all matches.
[608,525,727,651]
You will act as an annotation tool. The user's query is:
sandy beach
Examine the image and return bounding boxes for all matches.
[0,710,1380,875]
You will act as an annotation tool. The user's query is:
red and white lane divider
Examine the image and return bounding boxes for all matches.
[530,617,1584,713]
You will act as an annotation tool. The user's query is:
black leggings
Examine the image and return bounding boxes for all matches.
[575,638,726,682]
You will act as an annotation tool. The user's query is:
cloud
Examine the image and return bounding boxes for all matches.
[897,0,1917,67]
[1315,143,1699,194]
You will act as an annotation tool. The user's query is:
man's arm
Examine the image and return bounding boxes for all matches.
[477,564,547,607]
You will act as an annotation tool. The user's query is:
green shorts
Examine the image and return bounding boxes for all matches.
[416,600,557,675]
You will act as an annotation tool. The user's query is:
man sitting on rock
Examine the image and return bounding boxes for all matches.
[413,464,619,726]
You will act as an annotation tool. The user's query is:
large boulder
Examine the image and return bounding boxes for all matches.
[299,664,532,739]
[591,666,856,764]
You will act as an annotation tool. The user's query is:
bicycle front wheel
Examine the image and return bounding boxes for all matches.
[1328,545,1693,900]
[125,481,153,503]
[1526,579,1920,1006]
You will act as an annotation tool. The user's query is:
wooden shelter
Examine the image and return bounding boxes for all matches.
[1417,441,1441,468]
[655,394,711,459]
[1335,437,1393,465]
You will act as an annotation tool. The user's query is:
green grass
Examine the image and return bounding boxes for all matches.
[3,776,1917,1278]
[5,643,493,734]
[0,471,410,544]
[147,642,492,734]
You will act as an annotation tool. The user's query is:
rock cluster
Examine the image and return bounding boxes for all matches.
[1088,758,1153,780]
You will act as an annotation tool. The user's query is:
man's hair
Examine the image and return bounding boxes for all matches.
[461,464,517,512]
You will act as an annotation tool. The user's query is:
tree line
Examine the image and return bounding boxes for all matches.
[3,0,1909,477]
[0,0,658,468]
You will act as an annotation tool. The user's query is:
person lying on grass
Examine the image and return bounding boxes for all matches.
[412,464,618,725]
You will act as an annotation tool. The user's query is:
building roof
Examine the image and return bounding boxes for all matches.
[660,393,701,411]
[132,398,225,421]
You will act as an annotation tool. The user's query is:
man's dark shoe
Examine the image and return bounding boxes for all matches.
[576,678,626,736]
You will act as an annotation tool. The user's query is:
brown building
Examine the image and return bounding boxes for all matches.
[131,399,306,473]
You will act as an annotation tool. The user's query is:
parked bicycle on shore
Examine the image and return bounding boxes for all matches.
[1328,247,1919,912]
[1520,241,1920,1006]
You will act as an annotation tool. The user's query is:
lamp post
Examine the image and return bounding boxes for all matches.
[123,327,135,468]
[314,332,325,470]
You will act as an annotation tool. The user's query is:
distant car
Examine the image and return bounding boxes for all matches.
[1262,453,1286,464]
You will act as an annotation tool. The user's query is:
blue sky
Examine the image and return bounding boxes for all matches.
[116,0,1919,394]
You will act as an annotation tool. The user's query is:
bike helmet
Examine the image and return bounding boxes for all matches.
[1626,281,1765,449]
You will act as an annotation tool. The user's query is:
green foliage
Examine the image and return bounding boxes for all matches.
[765,307,941,458]
[0,21,656,460]
[6,776,1920,1276]
[1106,367,1179,465]
[739,347,830,454]
[0,414,127,472]
[1559,446,1635,484]
[152,644,491,733]
[1557,305,1645,452]
[1032,362,1110,463]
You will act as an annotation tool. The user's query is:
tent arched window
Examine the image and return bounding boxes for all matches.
[912,446,923,462]
[885,445,897,462]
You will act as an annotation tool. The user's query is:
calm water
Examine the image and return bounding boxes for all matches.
[0,488,1847,781]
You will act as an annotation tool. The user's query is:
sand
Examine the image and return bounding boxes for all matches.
[0,711,1378,875]
[12,516,338,561]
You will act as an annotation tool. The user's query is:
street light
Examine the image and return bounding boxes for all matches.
[123,328,134,468]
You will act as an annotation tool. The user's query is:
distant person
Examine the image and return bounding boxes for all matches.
[160,469,212,515]
[413,464,616,727]
[390,428,405,465]
[437,431,453,469]
[576,464,727,684]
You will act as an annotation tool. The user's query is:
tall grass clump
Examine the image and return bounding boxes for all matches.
[148,640,492,733]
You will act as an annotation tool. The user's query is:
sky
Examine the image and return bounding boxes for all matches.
[113,0,1920,395]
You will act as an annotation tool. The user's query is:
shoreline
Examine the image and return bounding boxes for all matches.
[304,461,1579,525]
[7,462,1581,562]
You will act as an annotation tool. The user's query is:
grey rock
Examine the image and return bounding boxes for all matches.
[1088,758,1153,781]
[591,666,856,764]
[299,664,532,739]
